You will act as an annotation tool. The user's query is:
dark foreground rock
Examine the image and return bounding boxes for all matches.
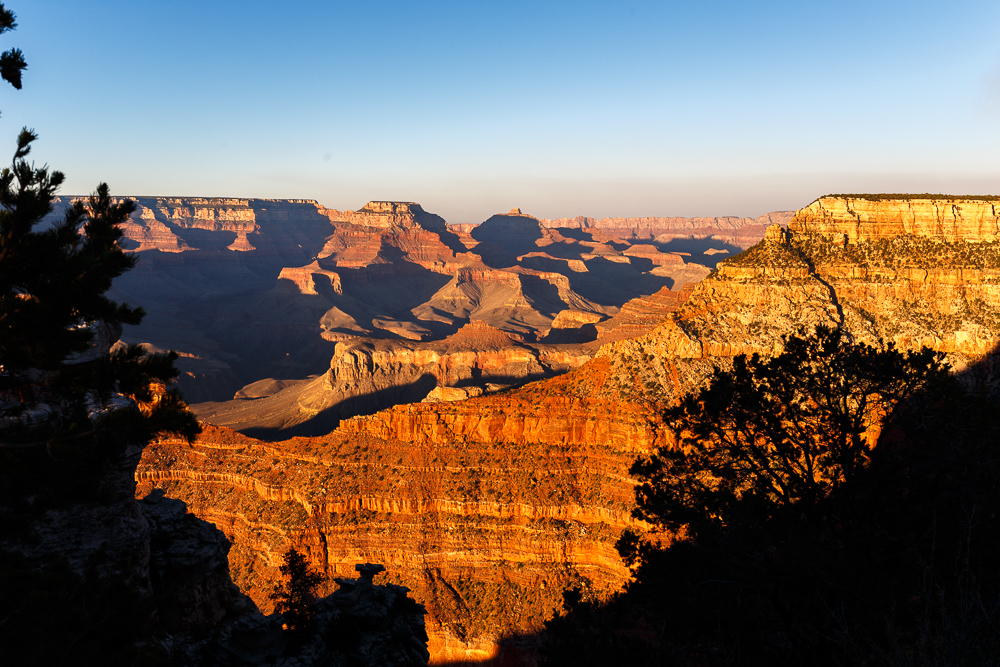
[0,441,429,666]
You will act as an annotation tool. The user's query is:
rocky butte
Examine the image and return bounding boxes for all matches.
[135,194,1000,662]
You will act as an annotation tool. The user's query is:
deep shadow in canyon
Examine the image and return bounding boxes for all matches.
[651,237,744,268]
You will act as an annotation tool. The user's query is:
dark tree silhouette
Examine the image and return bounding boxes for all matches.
[0,2,197,481]
[621,326,948,555]
[0,3,26,92]
[550,327,989,666]
[0,131,200,458]
[270,548,325,633]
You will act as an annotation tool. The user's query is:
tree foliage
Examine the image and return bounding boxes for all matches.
[270,548,325,634]
[0,132,142,371]
[0,6,194,664]
[543,328,1000,666]
[0,11,197,486]
[0,130,200,464]
[0,3,25,92]
[625,326,948,550]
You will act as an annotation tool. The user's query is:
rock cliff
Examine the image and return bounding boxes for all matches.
[630,195,1000,369]
[136,285,696,661]
[0,425,431,665]
[538,210,792,251]
[320,201,448,233]
[192,320,593,437]
[137,415,644,663]
[792,194,1000,242]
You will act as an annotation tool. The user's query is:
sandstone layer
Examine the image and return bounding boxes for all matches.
[538,210,793,258]
[137,286,698,661]
[792,194,1000,242]
[631,196,1000,368]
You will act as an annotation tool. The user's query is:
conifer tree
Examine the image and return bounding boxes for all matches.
[0,2,197,493]
[0,3,26,92]
[621,326,948,552]
[270,548,325,633]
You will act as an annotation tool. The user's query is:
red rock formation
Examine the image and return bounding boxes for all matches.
[137,195,1000,662]
[593,283,698,346]
[40,195,719,409]
[137,409,648,662]
[792,195,1000,242]
[320,201,448,232]
[191,320,595,437]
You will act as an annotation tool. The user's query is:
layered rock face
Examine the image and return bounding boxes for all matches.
[98,196,716,435]
[137,288,697,662]
[140,489,255,632]
[138,195,1000,662]
[321,201,448,233]
[792,195,1000,242]
[0,431,430,665]
[538,210,793,253]
[192,320,593,437]
[137,413,647,663]
[634,196,1000,369]
[54,195,719,415]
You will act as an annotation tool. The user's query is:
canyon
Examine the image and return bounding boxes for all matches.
[135,194,1000,662]
[41,196,764,435]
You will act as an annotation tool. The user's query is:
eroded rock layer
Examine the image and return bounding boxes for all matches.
[136,420,642,662]
[192,321,593,437]
[631,196,1000,367]
[538,210,793,254]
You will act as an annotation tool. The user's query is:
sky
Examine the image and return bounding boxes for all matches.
[7,0,1000,223]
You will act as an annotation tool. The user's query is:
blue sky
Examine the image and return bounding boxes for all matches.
[7,1,1000,223]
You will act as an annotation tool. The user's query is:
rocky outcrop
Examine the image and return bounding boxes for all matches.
[140,489,253,632]
[277,261,343,296]
[321,201,448,233]
[792,195,1000,242]
[137,418,640,663]
[315,221,465,274]
[191,320,595,436]
[592,283,697,346]
[627,196,1000,369]
[539,210,790,248]
[194,563,429,667]
[1,443,153,584]
[46,194,716,408]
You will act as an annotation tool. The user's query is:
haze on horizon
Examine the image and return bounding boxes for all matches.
[10,0,1000,224]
